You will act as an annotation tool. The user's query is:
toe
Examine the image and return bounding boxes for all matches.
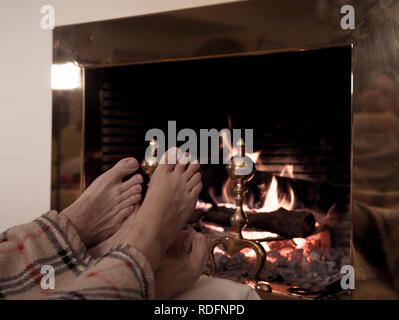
[188,232,207,271]
[158,147,181,172]
[118,193,141,211]
[122,173,143,191]
[121,183,142,201]
[117,205,136,221]
[190,181,203,197]
[187,172,202,192]
[183,160,200,181]
[181,229,195,255]
[110,158,139,181]
[175,152,191,173]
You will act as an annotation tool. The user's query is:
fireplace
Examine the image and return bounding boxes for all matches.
[51,0,399,299]
[79,46,351,298]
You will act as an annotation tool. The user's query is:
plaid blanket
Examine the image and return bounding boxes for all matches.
[0,211,155,300]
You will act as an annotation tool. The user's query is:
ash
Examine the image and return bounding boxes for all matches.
[197,219,351,293]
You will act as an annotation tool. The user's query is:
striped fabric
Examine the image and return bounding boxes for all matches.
[0,211,155,300]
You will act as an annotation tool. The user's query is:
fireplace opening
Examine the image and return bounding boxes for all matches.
[83,46,352,298]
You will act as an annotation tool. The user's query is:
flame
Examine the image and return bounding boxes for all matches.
[195,120,331,272]
[209,132,296,213]
[210,165,295,213]
[280,164,294,178]
[205,116,297,214]
[220,130,261,164]
[248,151,261,163]
[220,130,235,161]
[256,174,295,213]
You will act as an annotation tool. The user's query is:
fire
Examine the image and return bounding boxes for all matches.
[292,238,307,249]
[213,246,227,256]
[241,230,277,253]
[202,222,225,233]
[256,167,295,213]
[209,164,295,213]
[248,151,261,163]
[207,128,297,212]
[220,130,261,164]
[280,164,294,178]
[195,121,332,277]
[195,200,213,212]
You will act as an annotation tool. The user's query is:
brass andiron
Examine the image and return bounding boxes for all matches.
[208,138,270,292]
[141,139,158,178]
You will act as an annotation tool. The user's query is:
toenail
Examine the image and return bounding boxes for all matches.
[127,159,137,168]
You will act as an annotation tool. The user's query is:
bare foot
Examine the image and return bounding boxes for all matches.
[114,147,202,271]
[87,207,140,258]
[88,149,202,261]
[155,229,208,299]
[61,157,143,247]
[120,148,202,270]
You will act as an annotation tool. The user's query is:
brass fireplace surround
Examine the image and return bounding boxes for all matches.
[52,0,399,299]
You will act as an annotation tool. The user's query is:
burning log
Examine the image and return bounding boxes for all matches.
[190,207,316,238]
[247,208,315,238]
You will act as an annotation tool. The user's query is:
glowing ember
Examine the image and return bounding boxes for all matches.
[240,248,256,259]
[213,246,227,255]
[202,221,331,266]
[293,238,307,249]
[202,222,225,233]
[195,200,213,212]
[196,129,331,277]
[241,230,277,241]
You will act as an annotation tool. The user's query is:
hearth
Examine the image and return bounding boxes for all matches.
[78,46,351,298]
[51,0,399,299]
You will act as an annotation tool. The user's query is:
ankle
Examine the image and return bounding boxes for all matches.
[119,222,163,272]
[60,203,91,246]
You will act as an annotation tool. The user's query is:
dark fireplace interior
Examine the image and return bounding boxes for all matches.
[83,46,352,298]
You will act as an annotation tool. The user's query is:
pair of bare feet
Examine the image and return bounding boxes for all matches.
[60,148,207,299]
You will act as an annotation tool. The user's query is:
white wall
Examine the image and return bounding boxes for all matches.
[0,0,239,230]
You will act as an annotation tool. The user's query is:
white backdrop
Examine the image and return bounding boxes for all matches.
[0,0,239,230]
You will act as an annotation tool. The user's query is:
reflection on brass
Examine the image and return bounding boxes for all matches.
[140,139,159,178]
[208,138,268,292]
[225,138,254,239]
[255,281,272,293]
